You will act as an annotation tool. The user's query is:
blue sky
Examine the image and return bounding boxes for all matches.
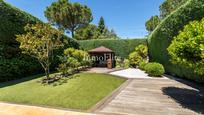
[6,0,164,38]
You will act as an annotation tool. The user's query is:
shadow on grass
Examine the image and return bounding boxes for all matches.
[162,87,204,114]
[0,74,44,88]
[0,73,82,88]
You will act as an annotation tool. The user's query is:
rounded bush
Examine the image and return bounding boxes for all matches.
[144,62,165,77]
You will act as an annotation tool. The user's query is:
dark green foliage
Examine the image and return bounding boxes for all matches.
[160,0,186,19]
[51,36,79,69]
[75,24,99,40]
[0,1,79,82]
[98,17,105,34]
[0,1,42,82]
[144,62,165,77]
[0,55,42,82]
[44,0,93,38]
[79,39,147,58]
[0,0,41,58]
[75,23,119,40]
[148,0,204,82]
[145,15,160,33]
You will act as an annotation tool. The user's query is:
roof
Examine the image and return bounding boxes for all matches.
[88,46,114,53]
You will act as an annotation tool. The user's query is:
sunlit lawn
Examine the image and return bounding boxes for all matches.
[0,73,126,110]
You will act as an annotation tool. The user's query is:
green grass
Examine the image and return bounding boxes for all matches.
[0,73,126,110]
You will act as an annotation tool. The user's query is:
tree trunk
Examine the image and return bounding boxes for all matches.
[45,68,49,84]
[71,28,75,38]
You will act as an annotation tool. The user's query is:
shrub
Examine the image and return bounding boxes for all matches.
[58,48,91,76]
[116,58,130,68]
[144,63,165,77]
[129,45,148,67]
[79,39,147,58]
[168,18,204,75]
[124,59,130,68]
[129,52,143,67]
[148,0,204,82]
[116,58,123,68]
[139,60,148,70]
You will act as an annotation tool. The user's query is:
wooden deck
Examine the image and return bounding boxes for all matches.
[93,78,204,115]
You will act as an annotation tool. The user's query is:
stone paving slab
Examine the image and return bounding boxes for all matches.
[0,102,94,115]
[95,78,204,115]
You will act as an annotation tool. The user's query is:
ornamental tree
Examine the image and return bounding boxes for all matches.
[168,19,204,75]
[16,23,63,82]
[44,0,93,38]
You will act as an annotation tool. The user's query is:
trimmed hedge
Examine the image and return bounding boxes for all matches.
[79,39,147,58]
[0,0,42,81]
[0,1,79,82]
[0,56,43,82]
[148,0,204,82]
[0,0,41,58]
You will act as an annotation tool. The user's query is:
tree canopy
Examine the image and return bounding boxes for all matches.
[98,17,106,35]
[145,15,160,33]
[44,0,93,38]
[145,0,186,33]
[75,24,99,40]
[160,0,186,19]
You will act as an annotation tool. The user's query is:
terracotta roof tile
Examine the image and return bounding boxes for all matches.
[88,46,114,53]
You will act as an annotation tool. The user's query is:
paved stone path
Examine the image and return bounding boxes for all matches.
[109,68,165,79]
[0,102,94,115]
[93,78,204,115]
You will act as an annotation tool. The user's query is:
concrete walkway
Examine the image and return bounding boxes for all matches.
[110,68,148,79]
[0,102,94,115]
[110,68,167,79]
[87,67,121,73]
[93,78,204,115]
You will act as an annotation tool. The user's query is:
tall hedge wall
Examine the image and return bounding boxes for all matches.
[0,1,79,82]
[79,39,147,58]
[148,0,204,82]
[0,0,41,58]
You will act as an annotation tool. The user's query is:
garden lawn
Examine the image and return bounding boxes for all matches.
[0,73,126,110]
